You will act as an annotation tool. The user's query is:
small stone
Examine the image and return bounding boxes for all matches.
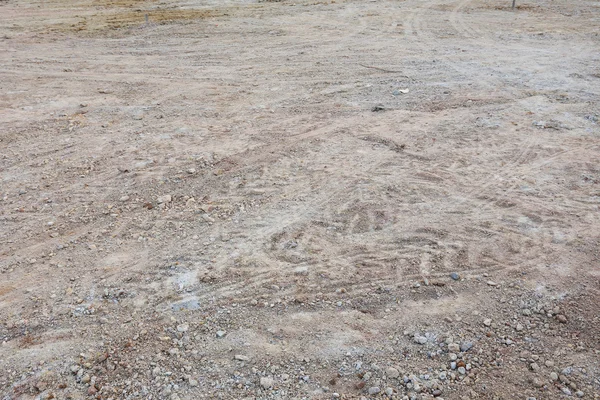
[530,362,540,372]
[516,323,524,331]
[483,319,492,327]
[486,281,497,286]
[557,315,567,323]
[414,335,427,344]
[70,365,80,374]
[216,330,226,338]
[562,387,572,396]
[177,324,189,332]
[545,360,555,367]
[447,343,460,352]
[386,367,399,379]
[450,272,460,280]
[385,387,394,396]
[522,309,532,316]
[531,378,544,388]
[449,353,457,361]
[119,195,130,202]
[234,355,249,361]
[294,266,309,276]
[458,367,466,375]
[367,387,381,395]
[460,342,473,352]
[158,195,172,204]
[81,374,90,384]
[576,391,584,397]
[550,372,558,381]
[433,389,442,397]
[260,376,274,389]
[189,378,198,387]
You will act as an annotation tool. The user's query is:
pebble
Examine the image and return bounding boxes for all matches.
[188,378,198,387]
[460,342,473,352]
[450,272,460,280]
[483,318,492,327]
[576,391,584,397]
[216,330,227,338]
[557,315,568,323]
[449,353,457,361]
[562,387,572,396]
[414,335,428,345]
[119,195,130,202]
[177,324,189,332]
[458,367,466,375]
[447,343,460,352]
[234,355,249,361]
[260,377,274,389]
[550,372,558,381]
[516,323,524,331]
[531,378,544,388]
[530,362,540,372]
[158,195,172,204]
[385,387,394,396]
[386,367,400,379]
[433,389,442,397]
[368,387,381,395]
[486,281,497,286]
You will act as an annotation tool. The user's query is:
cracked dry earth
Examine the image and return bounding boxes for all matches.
[1,0,600,398]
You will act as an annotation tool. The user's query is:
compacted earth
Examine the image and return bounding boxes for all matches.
[1,0,599,398]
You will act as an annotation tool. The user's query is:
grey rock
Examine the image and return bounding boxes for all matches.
[447,343,460,352]
[260,376,274,389]
[460,342,473,352]
[158,195,172,204]
[450,272,460,280]
[414,335,427,344]
[368,386,381,395]
[386,367,400,379]
[234,354,250,361]
[216,330,226,338]
[458,367,466,375]
[530,362,540,372]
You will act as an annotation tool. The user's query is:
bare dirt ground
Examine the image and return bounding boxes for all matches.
[1,0,600,398]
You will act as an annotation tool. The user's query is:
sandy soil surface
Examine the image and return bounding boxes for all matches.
[1,0,600,398]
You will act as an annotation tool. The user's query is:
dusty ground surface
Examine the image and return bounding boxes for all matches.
[1,0,600,398]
